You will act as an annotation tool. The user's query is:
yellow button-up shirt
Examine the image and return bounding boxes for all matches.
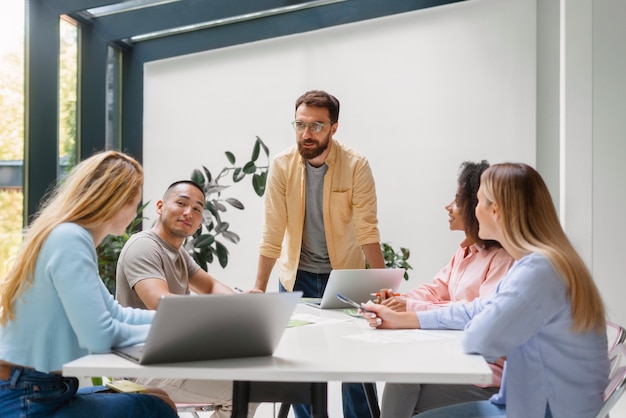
[259,139,381,291]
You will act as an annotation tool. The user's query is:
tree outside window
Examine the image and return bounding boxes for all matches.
[0,2,77,276]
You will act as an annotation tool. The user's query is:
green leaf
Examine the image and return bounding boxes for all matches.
[251,140,260,161]
[192,251,208,272]
[215,221,230,233]
[233,167,245,182]
[215,241,229,268]
[204,249,214,265]
[225,151,236,165]
[202,219,215,233]
[225,197,244,210]
[213,200,227,212]
[252,173,266,197]
[257,136,269,157]
[202,165,212,183]
[191,169,205,187]
[221,230,240,244]
[242,161,256,174]
[205,202,218,217]
[194,234,215,248]
[207,184,229,194]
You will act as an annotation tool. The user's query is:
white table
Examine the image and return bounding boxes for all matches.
[64,304,491,417]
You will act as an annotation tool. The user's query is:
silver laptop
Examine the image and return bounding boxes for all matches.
[305,268,405,309]
[113,291,302,364]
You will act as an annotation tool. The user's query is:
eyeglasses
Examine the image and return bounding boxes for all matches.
[291,120,332,134]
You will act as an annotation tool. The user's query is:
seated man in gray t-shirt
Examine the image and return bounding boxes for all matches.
[116,180,257,417]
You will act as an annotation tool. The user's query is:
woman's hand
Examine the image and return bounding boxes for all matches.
[380,295,407,312]
[374,288,407,312]
[362,302,421,329]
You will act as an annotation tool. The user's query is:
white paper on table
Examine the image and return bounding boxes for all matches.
[344,329,455,344]
[290,313,351,326]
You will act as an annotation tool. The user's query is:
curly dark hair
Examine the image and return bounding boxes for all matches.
[456,160,501,249]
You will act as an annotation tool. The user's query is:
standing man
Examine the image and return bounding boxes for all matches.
[252,90,385,418]
[116,180,257,417]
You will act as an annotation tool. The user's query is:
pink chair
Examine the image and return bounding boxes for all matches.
[607,321,626,353]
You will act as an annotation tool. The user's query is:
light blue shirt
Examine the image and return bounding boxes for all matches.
[418,253,609,418]
[0,223,154,372]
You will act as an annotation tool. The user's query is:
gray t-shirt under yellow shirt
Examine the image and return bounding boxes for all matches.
[299,161,332,273]
[115,230,201,309]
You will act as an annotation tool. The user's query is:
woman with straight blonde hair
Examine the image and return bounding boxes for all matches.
[364,163,609,418]
[0,150,178,417]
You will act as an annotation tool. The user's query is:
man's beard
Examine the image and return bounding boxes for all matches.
[167,220,194,240]
[297,134,330,160]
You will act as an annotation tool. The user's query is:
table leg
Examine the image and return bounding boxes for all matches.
[363,382,380,418]
[231,381,328,418]
[277,403,291,418]
[310,382,328,418]
[231,381,251,418]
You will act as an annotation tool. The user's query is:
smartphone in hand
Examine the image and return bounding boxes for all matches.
[336,293,373,313]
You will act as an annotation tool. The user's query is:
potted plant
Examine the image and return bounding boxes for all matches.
[96,202,149,294]
[185,136,270,270]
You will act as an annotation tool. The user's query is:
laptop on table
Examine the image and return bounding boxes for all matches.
[304,268,405,309]
[113,291,302,365]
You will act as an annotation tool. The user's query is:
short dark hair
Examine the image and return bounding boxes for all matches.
[164,180,205,200]
[295,90,340,123]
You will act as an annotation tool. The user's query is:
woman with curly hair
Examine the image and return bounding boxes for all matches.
[378,160,514,417]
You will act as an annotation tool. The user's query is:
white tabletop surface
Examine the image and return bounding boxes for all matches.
[63,303,492,386]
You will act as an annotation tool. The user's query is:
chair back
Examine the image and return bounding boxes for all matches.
[596,343,626,418]
[608,321,626,380]
[607,321,626,353]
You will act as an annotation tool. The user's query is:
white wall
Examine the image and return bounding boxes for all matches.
[592,0,626,326]
[534,0,626,329]
[143,0,536,294]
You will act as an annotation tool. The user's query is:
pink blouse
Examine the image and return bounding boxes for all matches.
[405,240,514,312]
[404,239,513,387]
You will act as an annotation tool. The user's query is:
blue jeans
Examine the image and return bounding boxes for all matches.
[280,270,377,418]
[282,270,331,298]
[414,400,553,418]
[414,401,506,418]
[0,366,177,418]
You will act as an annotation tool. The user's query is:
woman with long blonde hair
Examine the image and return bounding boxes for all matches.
[0,151,177,417]
[365,163,609,418]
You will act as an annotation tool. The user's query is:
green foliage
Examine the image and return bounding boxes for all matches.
[58,19,77,171]
[0,190,23,277]
[186,136,270,271]
[0,16,78,277]
[380,242,413,280]
[96,202,149,294]
[0,51,24,160]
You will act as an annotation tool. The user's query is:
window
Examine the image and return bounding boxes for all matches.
[0,2,78,276]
